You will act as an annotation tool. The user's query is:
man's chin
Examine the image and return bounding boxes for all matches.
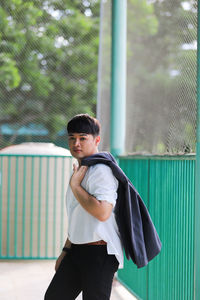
[72,152,84,159]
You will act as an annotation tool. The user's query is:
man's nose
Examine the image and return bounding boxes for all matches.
[74,139,80,146]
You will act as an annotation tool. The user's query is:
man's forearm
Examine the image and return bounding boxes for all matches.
[70,184,112,222]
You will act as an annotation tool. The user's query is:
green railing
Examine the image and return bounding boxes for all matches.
[118,156,195,300]
[0,154,73,259]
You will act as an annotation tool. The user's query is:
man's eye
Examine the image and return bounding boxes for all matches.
[80,138,86,141]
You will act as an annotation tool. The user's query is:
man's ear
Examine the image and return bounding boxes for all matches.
[95,135,100,146]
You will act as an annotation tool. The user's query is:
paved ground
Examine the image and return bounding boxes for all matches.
[0,260,137,300]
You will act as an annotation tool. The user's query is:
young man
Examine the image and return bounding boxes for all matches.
[45,114,123,300]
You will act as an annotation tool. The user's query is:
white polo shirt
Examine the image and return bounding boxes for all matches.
[66,163,124,268]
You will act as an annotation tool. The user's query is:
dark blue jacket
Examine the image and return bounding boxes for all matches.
[81,152,161,268]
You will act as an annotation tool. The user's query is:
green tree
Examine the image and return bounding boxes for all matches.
[0,0,100,147]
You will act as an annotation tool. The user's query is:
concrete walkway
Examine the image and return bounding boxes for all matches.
[0,260,137,300]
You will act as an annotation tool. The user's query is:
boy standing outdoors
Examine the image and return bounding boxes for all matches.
[45,114,123,300]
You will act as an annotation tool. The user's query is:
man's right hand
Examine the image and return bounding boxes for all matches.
[55,251,67,272]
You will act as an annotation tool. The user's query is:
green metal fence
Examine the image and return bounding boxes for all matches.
[0,154,72,259]
[0,153,197,299]
[118,156,195,300]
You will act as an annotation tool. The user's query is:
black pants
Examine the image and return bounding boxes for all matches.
[44,244,119,300]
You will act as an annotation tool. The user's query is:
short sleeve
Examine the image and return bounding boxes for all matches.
[87,164,118,206]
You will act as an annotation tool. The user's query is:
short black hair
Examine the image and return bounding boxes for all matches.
[67,114,100,136]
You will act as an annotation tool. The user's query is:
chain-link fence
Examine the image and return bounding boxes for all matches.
[98,0,197,155]
[0,0,100,149]
[0,0,197,154]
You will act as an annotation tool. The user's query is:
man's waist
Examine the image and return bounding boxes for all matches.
[71,240,107,246]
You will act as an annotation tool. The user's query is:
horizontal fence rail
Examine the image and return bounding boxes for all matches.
[0,154,72,259]
[118,156,195,300]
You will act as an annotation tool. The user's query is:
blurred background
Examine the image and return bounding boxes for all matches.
[0,0,197,155]
[98,0,197,154]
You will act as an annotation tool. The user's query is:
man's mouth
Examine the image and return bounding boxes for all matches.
[73,149,82,153]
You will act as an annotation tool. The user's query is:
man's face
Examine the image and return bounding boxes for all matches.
[68,133,100,161]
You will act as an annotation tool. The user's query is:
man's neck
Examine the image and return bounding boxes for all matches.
[78,150,99,166]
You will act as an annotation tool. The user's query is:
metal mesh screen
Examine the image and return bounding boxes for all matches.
[98,0,197,155]
[0,0,100,149]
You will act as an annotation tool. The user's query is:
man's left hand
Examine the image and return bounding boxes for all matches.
[70,164,88,188]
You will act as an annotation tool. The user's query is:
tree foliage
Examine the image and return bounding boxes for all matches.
[0,0,100,147]
[125,0,197,153]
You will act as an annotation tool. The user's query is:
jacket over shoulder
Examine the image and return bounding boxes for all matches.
[81,152,162,268]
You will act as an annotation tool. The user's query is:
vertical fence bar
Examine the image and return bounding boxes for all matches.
[53,157,57,257]
[7,157,11,256]
[22,157,26,257]
[191,160,195,300]
[37,157,42,257]
[195,2,200,299]
[14,157,19,257]
[110,0,127,156]
[60,157,65,248]
[147,159,150,300]
[0,157,3,256]
[45,157,49,257]
[30,157,34,257]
